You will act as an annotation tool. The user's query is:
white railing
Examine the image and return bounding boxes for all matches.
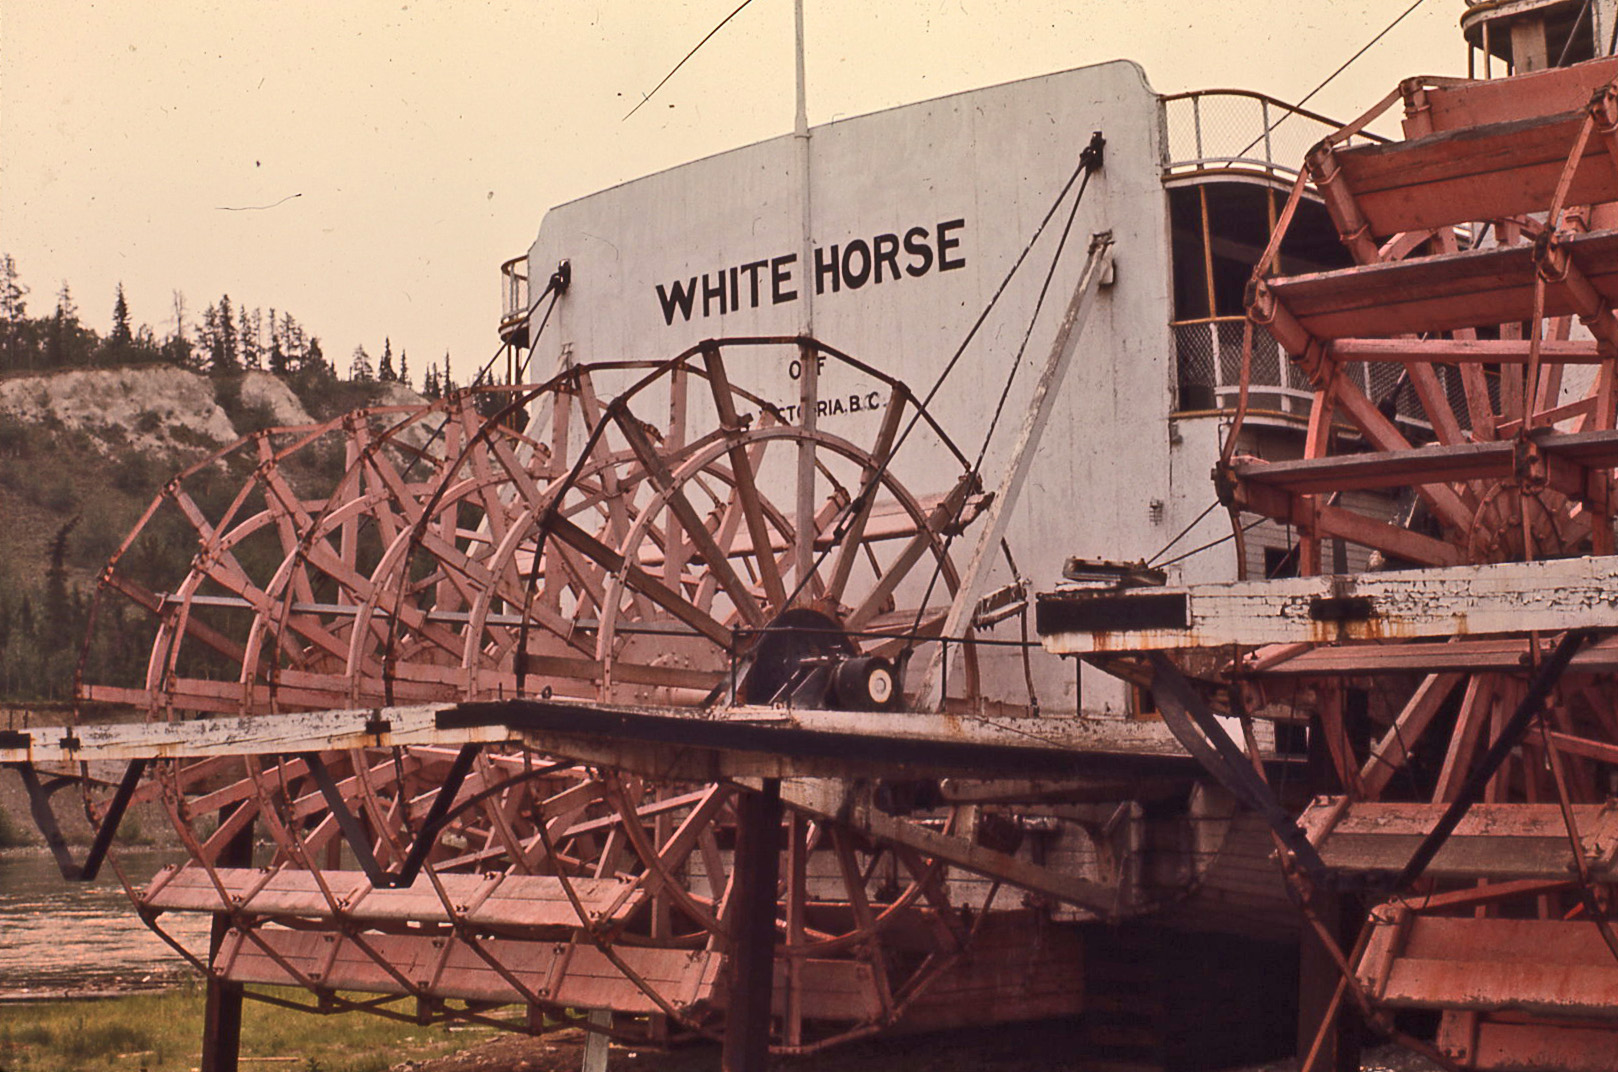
[1172,316,1441,431]
[1172,317,1313,417]
[1161,90,1386,180]
[499,255,529,343]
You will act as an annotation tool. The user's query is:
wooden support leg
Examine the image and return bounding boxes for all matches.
[722,779,782,1072]
[201,823,254,1072]
[1297,893,1364,1072]
[582,1010,611,1072]
[201,915,245,1072]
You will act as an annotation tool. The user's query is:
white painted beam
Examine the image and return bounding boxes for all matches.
[918,232,1116,709]
[0,698,1195,772]
[1038,554,1618,654]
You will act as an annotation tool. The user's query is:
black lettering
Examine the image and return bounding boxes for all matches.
[729,266,739,311]
[866,391,882,409]
[817,399,828,417]
[938,218,966,271]
[656,277,699,325]
[815,244,841,295]
[702,271,727,317]
[873,233,900,284]
[741,260,767,308]
[789,358,802,380]
[842,239,871,289]
[903,226,933,277]
[848,394,861,412]
[771,255,797,303]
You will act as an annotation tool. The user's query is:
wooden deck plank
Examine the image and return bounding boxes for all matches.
[143,866,644,928]
[1329,337,1602,365]
[1266,229,1618,341]
[1294,795,1618,879]
[1379,958,1618,1017]
[1243,635,1618,676]
[1325,108,1616,236]
[217,927,719,1014]
[1233,429,1618,496]
[1414,58,1618,132]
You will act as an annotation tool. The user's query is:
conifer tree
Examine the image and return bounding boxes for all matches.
[378,337,396,382]
[164,290,194,368]
[199,303,220,368]
[56,281,77,322]
[110,284,132,346]
[0,255,25,324]
[42,518,78,653]
[349,344,374,382]
[241,307,263,371]
[45,283,79,369]
[398,349,411,390]
[214,294,239,374]
[280,312,306,371]
[103,282,133,365]
[0,254,27,372]
[267,307,287,374]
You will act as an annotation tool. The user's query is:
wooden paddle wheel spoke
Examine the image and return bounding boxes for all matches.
[612,406,770,629]
[704,345,791,606]
[688,457,768,614]
[527,767,979,1049]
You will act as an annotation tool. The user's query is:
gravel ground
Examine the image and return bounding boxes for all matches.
[391,1025,1446,1072]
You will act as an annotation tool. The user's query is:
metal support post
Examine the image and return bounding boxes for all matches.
[722,779,783,1072]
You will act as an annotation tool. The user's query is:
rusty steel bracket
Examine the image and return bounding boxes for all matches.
[300,744,481,889]
[8,758,146,881]
[1392,628,1597,891]
[1146,653,1329,884]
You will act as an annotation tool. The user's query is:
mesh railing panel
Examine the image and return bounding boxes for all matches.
[1162,91,1384,177]
[1173,318,1310,416]
[1176,321,1217,405]
[500,257,528,328]
[1171,318,1456,434]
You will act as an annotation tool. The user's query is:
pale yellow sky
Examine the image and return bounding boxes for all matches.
[0,1,1466,383]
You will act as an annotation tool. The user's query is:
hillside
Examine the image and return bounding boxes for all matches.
[0,363,425,705]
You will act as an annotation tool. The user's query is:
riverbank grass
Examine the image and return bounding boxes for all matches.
[0,985,502,1071]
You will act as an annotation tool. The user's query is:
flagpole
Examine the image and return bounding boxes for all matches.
[792,0,819,587]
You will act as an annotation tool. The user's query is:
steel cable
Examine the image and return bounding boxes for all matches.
[765,145,1103,620]
[903,155,1102,645]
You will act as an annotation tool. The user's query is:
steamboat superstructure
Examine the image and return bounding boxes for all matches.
[10,3,1618,1070]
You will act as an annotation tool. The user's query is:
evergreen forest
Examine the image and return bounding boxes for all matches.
[0,254,467,705]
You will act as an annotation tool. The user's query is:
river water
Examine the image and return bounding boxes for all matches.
[0,849,213,997]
